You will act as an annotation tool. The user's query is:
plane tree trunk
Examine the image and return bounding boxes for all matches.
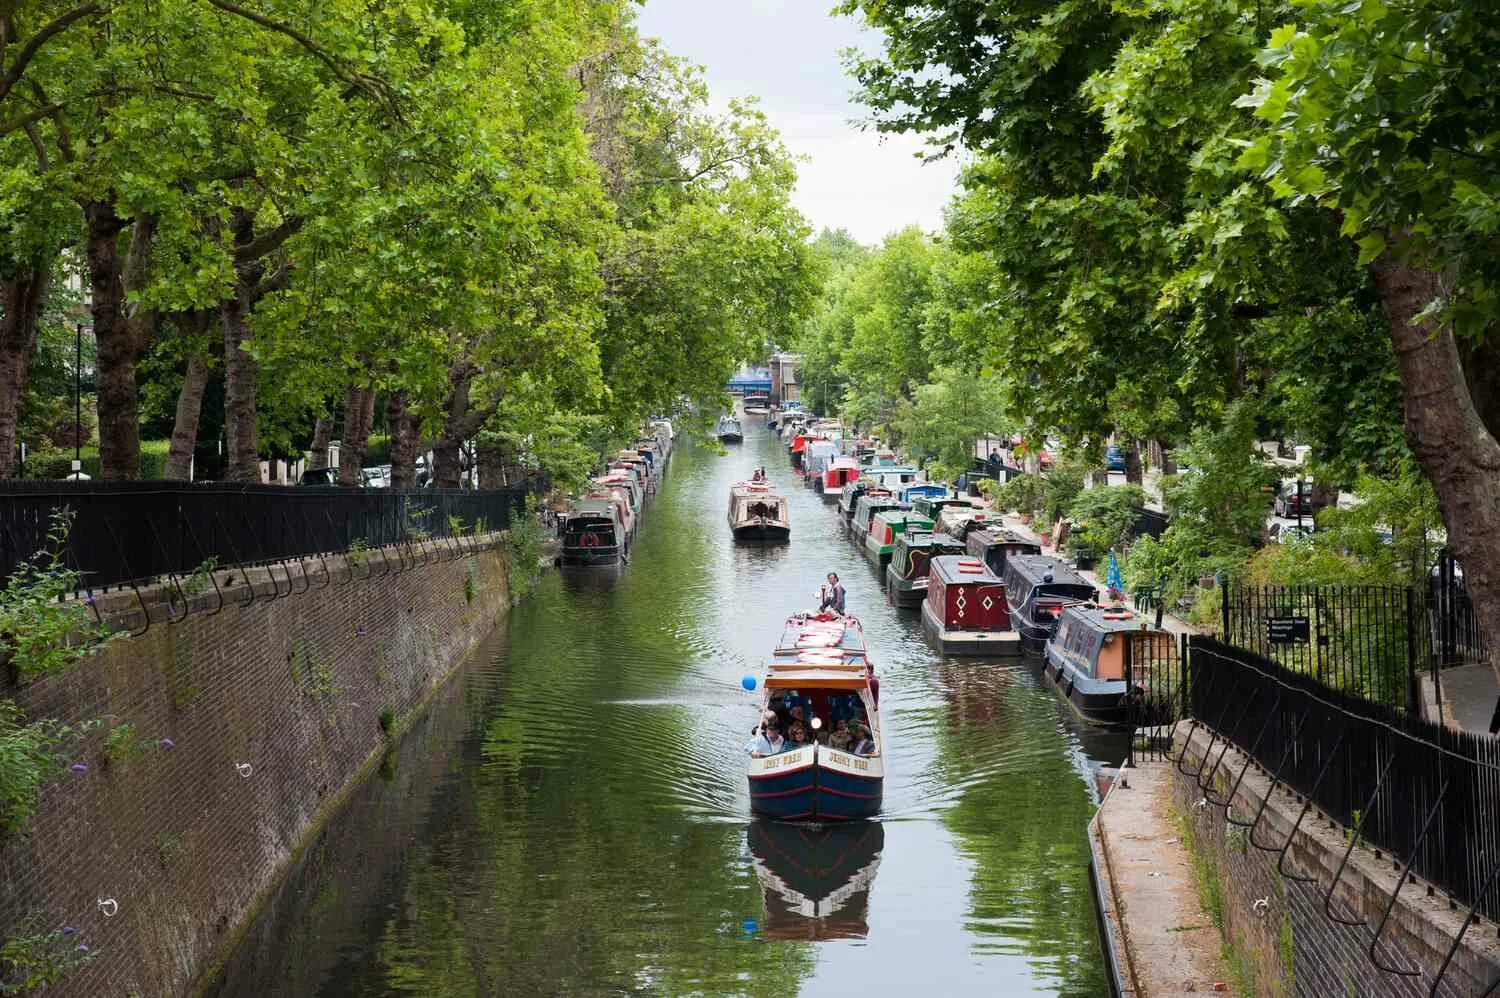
[0,263,51,477]
[163,311,214,481]
[337,385,376,486]
[388,390,417,489]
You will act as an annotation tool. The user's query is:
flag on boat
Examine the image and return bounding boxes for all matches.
[1106,549,1124,600]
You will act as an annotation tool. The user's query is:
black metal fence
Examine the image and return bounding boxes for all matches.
[1221,584,1419,712]
[1429,549,1491,672]
[0,481,531,593]
[1182,638,1500,985]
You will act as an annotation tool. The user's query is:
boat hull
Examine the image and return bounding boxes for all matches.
[749,747,882,821]
[884,566,927,608]
[732,523,791,543]
[718,432,744,443]
[560,545,622,567]
[920,600,1022,657]
[1042,649,1134,728]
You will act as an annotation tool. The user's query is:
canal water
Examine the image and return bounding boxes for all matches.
[214,421,1124,996]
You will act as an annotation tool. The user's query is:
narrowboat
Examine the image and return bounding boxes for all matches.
[749,614,883,821]
[820,455,861,497]
[921,555,1020,656]
[911,495,980,521]
[803,439,839,485]
[728,480,791,542]
[717,415,744,443]
[749,820,884,940]
[788,433,813,468]
[1002,554,1099,652]
[1044,605,1176,728]
[850,494,907,543]
[865,510,934,567]
[935,504,994,541]
[966,528,1042,579]
[861,451,900,470]
[744,393,771,415]
[885,530,967,608]
[587,477,637,540]
[838,480,876,524]
[560,498,626,566]
[899,482,949,504]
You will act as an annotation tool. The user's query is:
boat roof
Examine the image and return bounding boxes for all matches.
[873,510,933,528]
[897,530,966,552]
[765,669,868,690]
[930,555,1003,584]
[570,499,617,516]
[968,528,1042,550]
[776,613,868,653]
[1007,553,1093,588]
[768,648,869,671]
[1060,604,1164,634]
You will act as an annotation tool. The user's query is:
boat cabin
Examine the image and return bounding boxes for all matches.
[776,612,869,659]
[821,455,862,494]
[804,439,839,480]
[966,528,1042,579]
[728,481,791,541]
[886,530,967,599]
[899,482,948,504]
[862,452,900,470]
[925,556,1010,632]
[1044,605,1175,727]
[912,495,979,520]
[935,505,992,541]
[561,499,624,566]
[838,481,879,520]
[866,467,920,490]
[1002,554,1098,651]
[851,494,908,540]
[789,434,814,467]
[866,511,934,564]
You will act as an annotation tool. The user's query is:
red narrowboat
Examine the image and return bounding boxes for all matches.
[820,456,862,497]
[920,555,1021,657]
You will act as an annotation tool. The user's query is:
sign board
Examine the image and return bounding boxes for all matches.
[1266,615,1310,645]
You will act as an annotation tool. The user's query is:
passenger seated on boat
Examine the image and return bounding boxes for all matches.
[752,467,765,482]
[750,723,785,758]
[787,721,810,747]
[851,724,875,756]
[828,720,853,752]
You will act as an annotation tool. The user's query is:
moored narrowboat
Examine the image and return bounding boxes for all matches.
[885,530,966,607]
[850,493,907,543]
[729,480,791,542]
[1044,605,1176,728]
[821,456,861,497]
[838,480,875,523]
[912,495,981,521]
[803,439,839,485]
[744,393,771,415]
[1002,554,1098,652]
[865,510,934,567]
[966,528,1042,579]
[788,433,813,468]
[717,415,744,443]
[920,556,1020,656]
[899,482,949,504]
[561,499,626,566]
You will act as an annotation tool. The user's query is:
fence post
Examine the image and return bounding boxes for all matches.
[1220,580,1231,640]
[1180,631,1190,722]
[1405,586,1420,717]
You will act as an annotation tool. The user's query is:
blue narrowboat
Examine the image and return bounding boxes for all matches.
[1002,554,1098,652]
[1044,605,1175,728]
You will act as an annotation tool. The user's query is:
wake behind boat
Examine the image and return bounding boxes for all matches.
[747,613,883,821]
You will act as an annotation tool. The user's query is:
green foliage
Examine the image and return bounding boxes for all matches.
[101,722,146,768]
[378,707,396,738]
[22,441,171,481]
[463,566,477,605]
[1311,462,1442,586]
[1040,456,1089,526]
[0,701,93,837]
[0,511,117,683]
[184,557,219,598]
[892,366,1010,481]
[1067,485,1147,557]
[504,498,545,599]
[993,474,1043,515]
[0,913,96,994]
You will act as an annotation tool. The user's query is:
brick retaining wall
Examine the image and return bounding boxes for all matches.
[0,539,511,996]
[1175,723,1500,996]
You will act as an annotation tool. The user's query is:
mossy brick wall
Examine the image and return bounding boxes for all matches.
[1174,724,1500,997]
[0,540,511,997]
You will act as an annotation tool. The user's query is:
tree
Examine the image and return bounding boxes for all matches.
[892,366,1008,480]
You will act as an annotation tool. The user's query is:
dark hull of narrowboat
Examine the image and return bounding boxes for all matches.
[1041,653,1134,728]
[749,764,882,821]
[884,566,927,608]
[1007,597,1059,653]
[560,545,623,567]
[732,523,791,543]
[920,600,1023,657]
[718,432,743,443]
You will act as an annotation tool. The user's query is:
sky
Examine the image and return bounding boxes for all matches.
[634,0,962,246]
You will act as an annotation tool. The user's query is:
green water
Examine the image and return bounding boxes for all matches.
[214,422,1121,996]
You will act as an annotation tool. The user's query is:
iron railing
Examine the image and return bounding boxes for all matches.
[1181,638,1500,989]
[0,481,531,594]
[1221,584,1419,712]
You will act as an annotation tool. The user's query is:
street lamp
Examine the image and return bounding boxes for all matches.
[74,321,82,476]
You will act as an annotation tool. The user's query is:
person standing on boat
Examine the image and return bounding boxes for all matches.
[818,573,846,615]
[867,661,880,708]
[751,721,785,757]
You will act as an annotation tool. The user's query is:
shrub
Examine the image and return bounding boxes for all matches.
[0,913,97,992]
[1040,455,1088,524]
[22,440,170,480]
[1067,484,1147,557]
[993,473,1042,514]
[101,722,146,767]
[0,511,118,682]
[377,707,395,737]
[363,434,391,467]
[504,497,545,598]
[0,702,95,837]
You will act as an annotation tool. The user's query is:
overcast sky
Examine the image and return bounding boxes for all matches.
[634,0,962,246]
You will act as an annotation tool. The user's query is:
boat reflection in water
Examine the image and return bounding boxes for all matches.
[748,821,885,940]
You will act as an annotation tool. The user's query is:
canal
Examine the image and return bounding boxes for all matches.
[213,421,1123,996]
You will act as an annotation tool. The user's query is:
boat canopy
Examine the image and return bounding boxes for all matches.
[765,670,868,690]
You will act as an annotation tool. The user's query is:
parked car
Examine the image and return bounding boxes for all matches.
[299,467,341,486]
[1105,445,1126,473]
[1273,480,1318,518]
[362,465,391,488]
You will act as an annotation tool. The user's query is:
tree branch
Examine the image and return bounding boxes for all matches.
[233,215,301,261]
[0,100,60,137]
[0,3,100,105]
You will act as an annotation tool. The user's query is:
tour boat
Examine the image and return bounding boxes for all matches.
[1044,605,1176,728]
[921,555,1020,656]
[748,613,884,821]
[966,528,1042,580]
[749,821,884,940]
[560,498,626,566]
[820,455,862,497]
[744,393,771,415]
[1002,554,1099,652]
[728,480,791,542]
[716,415,744,443]
[865,510,934,567]
[885,530,967,608]
[849,494,907,543]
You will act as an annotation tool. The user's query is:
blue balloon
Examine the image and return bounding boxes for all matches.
[741,918,759,935]
[741,675,757,691]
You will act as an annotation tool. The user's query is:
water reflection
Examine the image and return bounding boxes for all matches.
[749,821,884,940]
